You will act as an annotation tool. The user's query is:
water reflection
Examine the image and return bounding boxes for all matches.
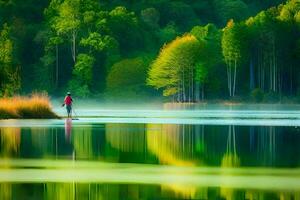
[0,127,20,157]
[147,124,202,166]
[106,124,146,153]
[72,125,93,159]
[0,183,299,200]
[0,183,11,200]
[65,119,72,143]
[222,126,239,168]
[0,122,300,199]
[0,123,299,167]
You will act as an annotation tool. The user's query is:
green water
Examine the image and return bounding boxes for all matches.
[0,118,300,199]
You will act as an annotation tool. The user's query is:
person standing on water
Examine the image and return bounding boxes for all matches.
[62,92,73,118]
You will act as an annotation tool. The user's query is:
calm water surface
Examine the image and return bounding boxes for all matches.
[1,108,300,199]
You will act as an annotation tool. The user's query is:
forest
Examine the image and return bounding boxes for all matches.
[0,0,299,102]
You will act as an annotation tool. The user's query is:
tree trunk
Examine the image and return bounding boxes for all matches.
[188,66,191,102]
[201,84,204,100]
[55,44,59,88]
[177,83,180,102]
[290,65,293,95]
[191,66,194,102]
[182,69,186,102]
[230,64,232,97]
[71,30,76,63]
[233,60,237,97]
[250,57,254,90]
[227,65,230,97]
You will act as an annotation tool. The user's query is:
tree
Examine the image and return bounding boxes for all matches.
[67,53,95,97]
[156,1,200,30]
[157,22,179,44]
[191,24,223,100]
[80,32,118,53]
[222,19,247,97]
[51,0,81,63]
[141,7,160,29]
[147,35,202,102]
[45,36,64,88]
[0,24,20,96]
[106,56,152,99]
[73,54,94,85]
[246,7,286,95]
[107,6,142,53]
[214,0,249,26]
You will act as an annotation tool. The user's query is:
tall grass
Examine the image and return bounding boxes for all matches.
[0,94,58,119]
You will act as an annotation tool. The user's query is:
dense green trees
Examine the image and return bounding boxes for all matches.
[2,0,300,103]
[191,24,223,100]
[147,0,300,102]
[0,24,20,96]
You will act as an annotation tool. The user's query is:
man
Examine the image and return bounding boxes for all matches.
[62,92,73,118]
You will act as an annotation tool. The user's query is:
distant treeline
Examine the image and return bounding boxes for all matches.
[2,0,300,103]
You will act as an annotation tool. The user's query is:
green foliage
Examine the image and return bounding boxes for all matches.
[66,54,95,97]
[264,91,280,103]
[52,0,81,35]
[278,0,300,22]
[0,24,20,97]
[67,79,90,98]
[0,24,13,65]
[73,54,95,85]
[106,56,153,99]
[80,32,118,52]
[141,8,160,28]
[222,20,248,66]
[3,0,300,102]
[34,55,55,92]
[214,0,250,26]
[108,6,142,52]
[147,34,202,97]
[195,63,208,84]
[251,88,264,102]
[296,88,300,102]
[158,1,200,30]
[157,23,179,44]
[191,24,223,98]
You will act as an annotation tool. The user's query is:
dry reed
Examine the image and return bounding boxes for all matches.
[0,94,58,119]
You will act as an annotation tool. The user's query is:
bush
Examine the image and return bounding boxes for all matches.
[251,88,264,102]
[106,56,154,100]
[141,8,160,28]
[296,88,300,103]
[264,91,280,103]
[67,79,91,98]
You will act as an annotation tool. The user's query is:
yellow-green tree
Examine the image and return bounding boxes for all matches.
[147,34,202,102]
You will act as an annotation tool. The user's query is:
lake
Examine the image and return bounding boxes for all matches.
[1,106,300,199]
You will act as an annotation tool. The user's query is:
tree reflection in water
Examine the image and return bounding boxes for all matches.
[0,123,299,199]
[105,124,146,153]
[220,125,241,200]
[0,127,20,157]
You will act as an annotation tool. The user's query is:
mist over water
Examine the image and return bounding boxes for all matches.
[1,100,300,199]
[52,100,300,127]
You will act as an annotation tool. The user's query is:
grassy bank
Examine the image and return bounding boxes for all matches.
[0,95,58,119]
